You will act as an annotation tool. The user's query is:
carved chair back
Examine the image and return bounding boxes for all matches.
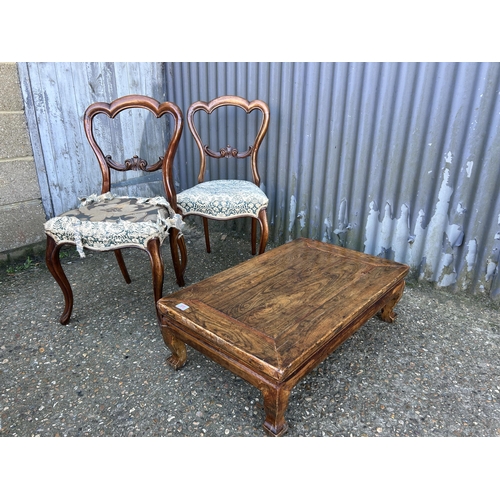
[84,95,183,211]
[186,95,270,186]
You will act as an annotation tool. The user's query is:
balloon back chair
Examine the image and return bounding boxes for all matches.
[176,96,270,255]
[44,95,187,325]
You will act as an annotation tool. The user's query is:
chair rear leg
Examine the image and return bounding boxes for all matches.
[114,249,132,283]
[257,209,269,255]
[202,216,211,253]
[169,228,186,287]
[251,218,257,255]
[45,234,74,325]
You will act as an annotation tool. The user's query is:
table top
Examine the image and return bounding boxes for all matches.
[157,238,409,382]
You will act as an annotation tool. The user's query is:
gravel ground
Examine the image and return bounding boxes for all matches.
[1,219,500,438]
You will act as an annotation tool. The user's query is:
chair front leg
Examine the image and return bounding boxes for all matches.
[177,232,188,277]
[257,209,269,255]
[45,234,74,325]
[168,228,186,287]
[146,238,164,307]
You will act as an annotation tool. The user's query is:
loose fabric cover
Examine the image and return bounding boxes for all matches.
[44,192,183,257]
[176,179,268,219]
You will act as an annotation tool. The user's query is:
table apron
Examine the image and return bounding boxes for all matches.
[161,318,284,392]
[159,277,405,394]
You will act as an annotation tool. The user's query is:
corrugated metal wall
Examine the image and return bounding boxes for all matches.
[166,62,500,299]
[22,62,500,299]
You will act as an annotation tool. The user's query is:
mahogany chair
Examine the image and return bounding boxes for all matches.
[175,96,269,255]
[44,95,187,325]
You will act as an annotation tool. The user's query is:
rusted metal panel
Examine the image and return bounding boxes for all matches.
[166,62,500,299]
[22,61,500,298]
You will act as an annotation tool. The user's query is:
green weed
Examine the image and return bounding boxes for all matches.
[6,256,38,274]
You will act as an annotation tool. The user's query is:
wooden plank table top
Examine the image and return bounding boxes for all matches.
[157,238,410,436]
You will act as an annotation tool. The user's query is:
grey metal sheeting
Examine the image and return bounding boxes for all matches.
[21,62,500,298]
[167,62,500,299]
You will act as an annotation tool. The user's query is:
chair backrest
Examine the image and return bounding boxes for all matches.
[84,95,183,209]
[187,96,270,186]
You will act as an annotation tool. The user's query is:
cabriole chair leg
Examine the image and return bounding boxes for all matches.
[147,238,164,321]
[168,228,186,287]
[257,209,269,255]
[45,235,74,325]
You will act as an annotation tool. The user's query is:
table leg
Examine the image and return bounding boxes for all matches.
[378,280,405,323]
[161,326,187,369]
[261,384,291,437]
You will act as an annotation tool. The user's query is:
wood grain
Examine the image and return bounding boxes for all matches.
[157,238,410,436]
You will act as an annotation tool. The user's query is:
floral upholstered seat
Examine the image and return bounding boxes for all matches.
[177,180,268,219]
[44,193,184,258]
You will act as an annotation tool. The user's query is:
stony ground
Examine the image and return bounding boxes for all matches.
[1,220,499,437]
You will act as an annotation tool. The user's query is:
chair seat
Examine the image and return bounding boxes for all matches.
[176,179,268,219]
[44,192,183,257]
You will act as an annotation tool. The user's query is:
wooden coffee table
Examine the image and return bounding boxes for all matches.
[156,238,409,436]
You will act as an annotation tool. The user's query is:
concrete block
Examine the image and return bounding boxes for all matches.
[0,112,33,159]
[0,159,41,205]
[0,199,46,253]
[0,63,23,112]
[0,240,46,263]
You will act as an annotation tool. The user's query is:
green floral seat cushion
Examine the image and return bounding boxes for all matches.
[44,192,183,257]
[177,179,268,219]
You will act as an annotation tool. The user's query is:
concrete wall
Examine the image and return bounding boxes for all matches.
[0,62,46,262]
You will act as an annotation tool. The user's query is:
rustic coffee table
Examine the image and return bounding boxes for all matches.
[157,238,409,436]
